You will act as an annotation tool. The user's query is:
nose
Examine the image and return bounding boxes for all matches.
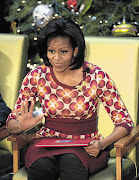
[54,52,61,61]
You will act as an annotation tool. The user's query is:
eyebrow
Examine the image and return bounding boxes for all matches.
[47,45,70,49]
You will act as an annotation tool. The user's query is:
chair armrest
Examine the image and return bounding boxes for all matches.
[7,133,35,149]
[7,123,43,174]
[114,125,139,180]
[114,124,139,154]
[0,125,10,140]
[7,122,42,149]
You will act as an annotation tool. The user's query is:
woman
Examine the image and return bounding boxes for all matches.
[7,18,133,180]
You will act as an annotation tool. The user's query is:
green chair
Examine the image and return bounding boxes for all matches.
[0,33,29,176]
[8,37,139,180]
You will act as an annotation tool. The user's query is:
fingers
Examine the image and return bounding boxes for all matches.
[15,109,20,118]
[84,140,96,150]
[90,140,95,145]
[84,140,100,157]
[29,100,35,114]
[84,148,99,157]
[21,101,25,115]
[89,152,98,157]
[24,99,29,114]
[84,146,98,157]
[14,98,43,132]
[20,99,35,115]
[20,99,29,114]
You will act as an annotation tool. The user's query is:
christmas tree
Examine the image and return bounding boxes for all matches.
[5,0,138,71]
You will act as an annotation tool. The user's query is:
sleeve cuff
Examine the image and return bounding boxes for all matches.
[115,123,131,134]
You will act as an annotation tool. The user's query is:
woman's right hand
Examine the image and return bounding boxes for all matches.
[15,99,44,131]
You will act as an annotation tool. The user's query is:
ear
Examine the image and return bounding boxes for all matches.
[74,47,78,57]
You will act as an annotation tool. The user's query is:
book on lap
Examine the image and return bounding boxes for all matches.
[35,138,92,148]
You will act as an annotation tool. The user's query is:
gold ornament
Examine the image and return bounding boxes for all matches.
[112,20,137,37]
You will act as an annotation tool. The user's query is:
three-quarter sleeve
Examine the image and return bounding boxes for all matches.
[6,68,40,124]
[95,68,133,133]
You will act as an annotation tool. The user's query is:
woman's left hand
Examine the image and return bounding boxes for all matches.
[84,140,102,157]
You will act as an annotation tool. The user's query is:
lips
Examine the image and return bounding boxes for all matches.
[53,63,62,67]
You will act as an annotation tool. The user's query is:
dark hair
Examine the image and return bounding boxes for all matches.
[37,18,86,70]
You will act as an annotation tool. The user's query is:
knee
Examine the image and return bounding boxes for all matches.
[28,157,58,174]
[58,154,88,180]
[28,157,58,180]
[58,153,86,171]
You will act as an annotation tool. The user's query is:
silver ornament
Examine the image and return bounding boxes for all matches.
[33,4,54,28]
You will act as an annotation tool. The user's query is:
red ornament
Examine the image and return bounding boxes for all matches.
[66,0,78,10]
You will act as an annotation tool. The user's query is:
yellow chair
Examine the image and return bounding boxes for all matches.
[0,34,29,176]
[8,37,139,180]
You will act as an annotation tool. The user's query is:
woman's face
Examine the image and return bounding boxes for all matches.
[47,37,78,73]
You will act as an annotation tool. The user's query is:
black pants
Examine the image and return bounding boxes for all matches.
[27,153,88,180]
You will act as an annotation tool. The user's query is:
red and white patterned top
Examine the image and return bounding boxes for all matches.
[7,61,133,139]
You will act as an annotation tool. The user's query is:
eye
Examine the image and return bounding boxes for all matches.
[48,49,55,53]
[61,50,68,54]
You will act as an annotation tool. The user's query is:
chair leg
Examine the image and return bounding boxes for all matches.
[116,147,122,180]
[13,141,19,174]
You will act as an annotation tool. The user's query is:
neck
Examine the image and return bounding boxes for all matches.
[53,66,84,86]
